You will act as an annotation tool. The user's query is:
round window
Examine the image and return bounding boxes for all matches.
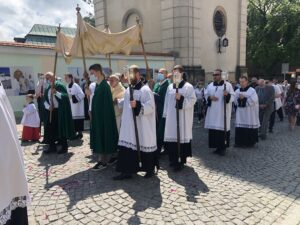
[213,8,227,37]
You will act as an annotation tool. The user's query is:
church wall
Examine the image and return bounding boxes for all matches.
[95,0,162,53]
[0,45,173,118]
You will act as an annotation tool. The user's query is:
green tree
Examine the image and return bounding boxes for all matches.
[247,0,300,77]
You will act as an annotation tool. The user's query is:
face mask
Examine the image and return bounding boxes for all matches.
[46,80,51,85]
[157,73,164,82]
[90,74,97,82]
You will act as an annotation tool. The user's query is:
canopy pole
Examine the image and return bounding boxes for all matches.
[50,23,61,123]
[136,17,151,81]
[105,24,112,75]
[76,5,89,79]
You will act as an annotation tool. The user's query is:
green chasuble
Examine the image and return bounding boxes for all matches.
[90,80,118,154]
[44,81,75,140]
[153,79,170,141]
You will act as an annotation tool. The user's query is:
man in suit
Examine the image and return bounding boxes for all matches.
[255,79,275,140]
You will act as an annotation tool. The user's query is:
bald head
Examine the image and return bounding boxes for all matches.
[45,72,55,82]
[258,79,265,87]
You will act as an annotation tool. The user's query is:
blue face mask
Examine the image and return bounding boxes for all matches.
[157,73,164,82]
[90,74,97,82]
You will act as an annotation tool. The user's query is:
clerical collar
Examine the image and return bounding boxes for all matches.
[68,82,74,88]
[213,80,224,86]
[132,80,143,90]
[29,101,34,105]
[240,85,250,92]
[173,80,186,89]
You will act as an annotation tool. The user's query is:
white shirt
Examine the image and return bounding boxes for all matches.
[89,82,97,112]
[234,87,260,129]
[21,103,40,128]
[44,91,62,110]
[205,81,235,131]
[273,84,283,110]
[163,82,196,143]
[67,82,85,119]
[118,84,157,152]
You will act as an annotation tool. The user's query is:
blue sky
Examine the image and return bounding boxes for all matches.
[0,0,93,41]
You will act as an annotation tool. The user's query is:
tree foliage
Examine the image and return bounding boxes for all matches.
[247,0,300,77]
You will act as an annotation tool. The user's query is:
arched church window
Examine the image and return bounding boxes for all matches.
[122,9,143,30]
[213,7,227,37]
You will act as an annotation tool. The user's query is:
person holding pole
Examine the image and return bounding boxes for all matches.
[163,65,196,171]
[114,65,157,180]
[204,69,235,156]
[43,72,75,154]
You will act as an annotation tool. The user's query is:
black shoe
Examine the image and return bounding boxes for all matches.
[213,149,221,154]
[44,145,56,154]
[76,133,83,139]
[113,173,132,180]
[91,162,107,171]
[107,157,118,166]
[144,172,154,179]
[56,145,68,154]
[173,164,184,172]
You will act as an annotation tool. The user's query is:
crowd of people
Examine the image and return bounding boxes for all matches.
[2,64,300,225]
[19,65,300,179]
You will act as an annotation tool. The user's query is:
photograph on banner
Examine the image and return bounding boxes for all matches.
[0,67,12,90]
[10,66,35,96]
[0,66,35,96]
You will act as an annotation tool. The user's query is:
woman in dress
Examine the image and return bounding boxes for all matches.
[284,80,300,130]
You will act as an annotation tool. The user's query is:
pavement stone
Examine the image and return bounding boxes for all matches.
[17,118,300,225]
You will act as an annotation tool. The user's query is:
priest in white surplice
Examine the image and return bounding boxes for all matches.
[234,76,260,147]
[0,81,30,225]
[65,74,85,139]
[163,65,196,171]
[205,69,235,156]
[114,65,157,180]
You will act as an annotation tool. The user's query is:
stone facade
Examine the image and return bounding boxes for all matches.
[94,0,248,81]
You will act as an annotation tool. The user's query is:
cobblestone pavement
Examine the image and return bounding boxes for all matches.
[19,119,300,225]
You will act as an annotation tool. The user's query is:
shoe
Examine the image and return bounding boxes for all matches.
[144,172,154,179]
[76,133,83,139]
[260,135,266,140]
[218,150,226,156]
[56,145,68,154]
[91,162,107,171]
[113,173,132,180]
[173,164,184,172]
[44,145,56,154]
[107,157,118,165]
[213,149,220,155]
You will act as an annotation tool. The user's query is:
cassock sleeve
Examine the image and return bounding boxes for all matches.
[139,89,154,116]
[163,86,170,118]
[23,104,35,115]
[246,90,259,107]
[227,83,235,104]
[73,85,85,103]
[182,85,197,109]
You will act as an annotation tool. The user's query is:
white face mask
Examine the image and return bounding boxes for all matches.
[90,74,97,82]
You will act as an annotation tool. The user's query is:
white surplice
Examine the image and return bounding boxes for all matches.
[21,103,40,128]
[118,84,157,152]
[204,81,235,131]
[67,82,85,119]
[163,82,196,143]
[234,87,260,129]
[0,82,30,224]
